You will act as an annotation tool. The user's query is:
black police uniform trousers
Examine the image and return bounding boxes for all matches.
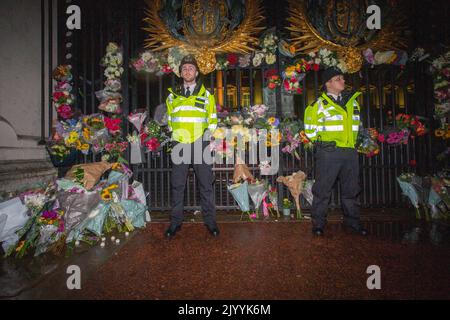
[170,136,216,228]
[311,145,362,230]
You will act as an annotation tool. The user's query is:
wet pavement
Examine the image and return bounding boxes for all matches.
[1,209,449,300]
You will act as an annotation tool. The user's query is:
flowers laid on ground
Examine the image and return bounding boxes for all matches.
[277,170,307,220]
[2,164,150,258]
[397,173,431,221]
[282,198,293,209]
[397,171,450,221]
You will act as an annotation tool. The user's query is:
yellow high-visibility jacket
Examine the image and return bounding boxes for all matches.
[304,92,362,148]
[166,84,217,144]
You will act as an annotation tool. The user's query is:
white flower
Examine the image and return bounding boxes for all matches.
[314,58,321,65]
[309,51,317,58]
[252,52,264,67]
[101,154,110,162]
[265,53,276,65]
[142,51,152,62]
[337,61,348,73]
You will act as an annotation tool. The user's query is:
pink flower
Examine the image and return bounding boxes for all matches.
[133,59,145,70]
[57,104,73,119]
[377,134,385,143]
[104,117,122,135]
[145,137,160,151]
[249,213,257,219]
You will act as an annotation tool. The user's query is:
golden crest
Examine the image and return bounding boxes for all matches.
[143,0,265,74]
[287,0,409,73]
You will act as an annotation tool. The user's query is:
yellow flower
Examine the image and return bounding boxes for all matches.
[266,132,281,147]
[67,131,79,144]
[75,139,82,149]
[111,162,121,170]
[107,184,119,190]
[435,129,445,137]
[15,241,25,252]
[101,190,112,201]
[83,128,91,140]
[289,46,296,55]
[213,127,226,140]
[285,66,296,77]
[81,143,89,151]
[268,117,276,125]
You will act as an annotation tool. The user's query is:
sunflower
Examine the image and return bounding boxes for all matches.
[435,129,445,137]
[111,162,121,170]
[101,190,112,201]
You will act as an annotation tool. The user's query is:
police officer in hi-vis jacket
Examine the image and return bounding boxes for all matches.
[164,55,219,238]
[304,67,368,237]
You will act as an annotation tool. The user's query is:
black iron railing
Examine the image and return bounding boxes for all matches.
[54,0,438,211]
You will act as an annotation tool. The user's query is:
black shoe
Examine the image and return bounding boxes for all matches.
[343,225,368,237]
[165,224,182,238]
[312,227,324,236]
[206,225,220,237]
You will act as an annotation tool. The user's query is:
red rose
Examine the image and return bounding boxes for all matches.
[268,82,276,90]
[409,159,417,167]
[305,63,311,72]
[53,91,66,102]
[312,64,320,72]
[296,87,303,94]
[227,53,238,66]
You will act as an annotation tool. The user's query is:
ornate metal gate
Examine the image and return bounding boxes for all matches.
[57,0,439,211]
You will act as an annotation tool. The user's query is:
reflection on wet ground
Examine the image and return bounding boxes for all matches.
[1,211,449,300]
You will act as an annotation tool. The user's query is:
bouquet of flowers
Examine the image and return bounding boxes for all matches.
[282,66,303,94]
[356,128,380,157]
[378,127,410,146]
[141,120,170,153]
[247,179,268,219]
[131,50,167,75]
[6,184,59,257]
[430,50,450,121]
[265,69,281,90]
[395,113,426,138]
[227,181,251,221]
[102,141,128,163]
[277,170,307,219]
[98,43,123,114]
[279,118,309,159]
[267,186,279,218]
[259,29,278,65]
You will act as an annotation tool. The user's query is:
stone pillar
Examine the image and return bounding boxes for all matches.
[0,0,58,194]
